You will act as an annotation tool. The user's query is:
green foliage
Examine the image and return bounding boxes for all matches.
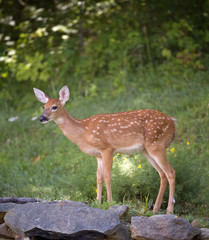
[90,200,119,210]
[1,1,209,101]
[0,70,208,217]
[16,52,51,82]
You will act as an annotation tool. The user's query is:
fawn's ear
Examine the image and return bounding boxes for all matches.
[59,86,70,105]
[33,88,50,103]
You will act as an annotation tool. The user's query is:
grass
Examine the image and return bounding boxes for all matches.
[0,69,209,221]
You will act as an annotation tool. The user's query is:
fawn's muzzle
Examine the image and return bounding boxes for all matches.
[39,115,48,123]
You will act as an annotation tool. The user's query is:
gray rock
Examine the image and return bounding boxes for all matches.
[0,223,15,239]
[0,203,17,224]
[131,215,201,240]
[200,228,209,240]
[5,201,121,240]
[108,205,129,218]
[109,221,132,240]
[191,219,201,228]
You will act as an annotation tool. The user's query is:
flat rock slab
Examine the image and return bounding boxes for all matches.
[131,214,201,240]
[108,205,129,218]
[200,228,209,240]
[0,203,17,224]
[4,201,120,240]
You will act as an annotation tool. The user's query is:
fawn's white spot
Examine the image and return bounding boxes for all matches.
[56,117,64,124]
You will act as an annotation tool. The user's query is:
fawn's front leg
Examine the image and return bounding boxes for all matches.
[101,149,114,202]
[96,157,103,203]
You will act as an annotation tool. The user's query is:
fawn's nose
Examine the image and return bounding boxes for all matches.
[39,115,48,122]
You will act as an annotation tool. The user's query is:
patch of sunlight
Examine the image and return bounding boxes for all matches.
[118,157,135,176]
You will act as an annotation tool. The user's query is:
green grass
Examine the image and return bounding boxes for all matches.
[0,69,209,219]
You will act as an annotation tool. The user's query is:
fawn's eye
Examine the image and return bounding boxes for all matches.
[52,106,58,110]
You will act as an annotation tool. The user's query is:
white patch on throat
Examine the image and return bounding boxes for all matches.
[56,117,64,124]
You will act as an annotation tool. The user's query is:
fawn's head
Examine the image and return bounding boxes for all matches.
[33,86,69,124]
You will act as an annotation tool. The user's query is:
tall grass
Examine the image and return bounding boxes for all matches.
[0,69,208,216]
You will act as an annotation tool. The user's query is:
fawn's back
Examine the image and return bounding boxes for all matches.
[82,109,176,156]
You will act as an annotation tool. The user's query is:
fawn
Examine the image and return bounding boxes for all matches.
[34,86,176,214]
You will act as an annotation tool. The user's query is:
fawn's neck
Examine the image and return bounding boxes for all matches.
[54,108,85,145]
